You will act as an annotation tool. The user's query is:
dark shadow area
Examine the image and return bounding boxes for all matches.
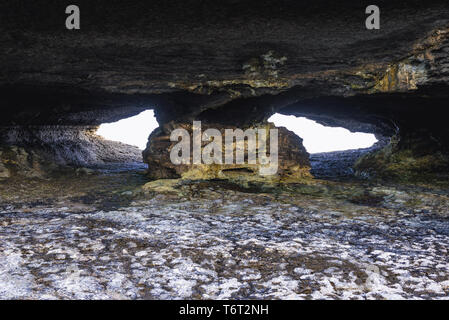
[309,142,387,181]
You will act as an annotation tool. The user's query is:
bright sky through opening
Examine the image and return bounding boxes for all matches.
[96,110,159,150]
[268,113,377,153]
[97,110,377,153]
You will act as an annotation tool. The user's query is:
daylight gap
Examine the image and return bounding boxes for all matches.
[96,111,378,154]
[268,113,378,153]
[96,110,159,150]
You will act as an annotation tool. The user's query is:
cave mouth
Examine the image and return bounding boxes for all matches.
[268,113,380,180]
[96,110,378,154]
[268,113,378,154]
[96,110,159,150]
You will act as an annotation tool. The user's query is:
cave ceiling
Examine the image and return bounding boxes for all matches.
[0,0,448,135]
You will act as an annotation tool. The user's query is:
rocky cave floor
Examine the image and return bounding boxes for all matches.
[1,149,449,300]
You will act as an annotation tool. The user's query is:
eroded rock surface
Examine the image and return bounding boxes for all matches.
[1,174,449,299]
[0,126,143,178]
[144,122,311,183]
[0,1,448,180]
[0,0,449,301]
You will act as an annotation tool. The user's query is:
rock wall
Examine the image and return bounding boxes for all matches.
[0,1,448,182]
[143,121,311,183]
[0,126,142,178]
[354,132,449,182]
[0,145,54,179]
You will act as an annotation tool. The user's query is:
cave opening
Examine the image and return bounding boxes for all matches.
[94,109,382,180]
[268,113,380,180]
[96,110,379,154]
[96,110,159,150]
[268,113,378,154]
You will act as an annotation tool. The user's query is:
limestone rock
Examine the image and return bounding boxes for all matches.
[1,126,142,169]
[141,179,181,193]
[0,161,11,179]
[143,122,311,183]
[0,1,448,181]
[0,146,48,179]
[354,134,449,182]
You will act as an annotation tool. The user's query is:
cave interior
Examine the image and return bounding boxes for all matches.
[1,0,449,185]
[2,0,449,301]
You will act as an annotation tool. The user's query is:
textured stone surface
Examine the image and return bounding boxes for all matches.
[0,146,55,179]
[0,1,448,178]
[354,133,449,182]
[144,121,311,182]
[0,126,143,177]
[1,1,448,122]
[1,176,449,299]
[1,1,449,301]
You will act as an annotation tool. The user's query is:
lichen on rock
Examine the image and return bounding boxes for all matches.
[354,134,449,183]
[373,59,428,92]
[143,121,312,185]
[0,146,54,179]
